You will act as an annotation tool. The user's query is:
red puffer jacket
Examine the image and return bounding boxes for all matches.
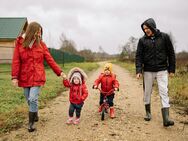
[63,79,88,104]
[11,36,62,87]
[94,73,119,95]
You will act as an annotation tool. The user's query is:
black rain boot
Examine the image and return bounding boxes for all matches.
[35,112,39,122]
[28,112,36,132]
[161,108,174,127]
[144,104,152,121]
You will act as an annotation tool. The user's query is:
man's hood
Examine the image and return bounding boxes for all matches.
[141,18,160,36]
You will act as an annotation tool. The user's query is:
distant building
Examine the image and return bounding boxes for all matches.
[0,17,28,63]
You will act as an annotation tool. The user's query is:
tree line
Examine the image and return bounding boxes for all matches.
[57,33,188,66]
[59,34,116,62]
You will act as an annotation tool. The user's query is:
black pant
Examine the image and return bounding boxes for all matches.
[69,103,83,118]
[99,93,114,107]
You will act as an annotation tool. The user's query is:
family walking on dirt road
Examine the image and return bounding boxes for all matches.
[11,18,175,132]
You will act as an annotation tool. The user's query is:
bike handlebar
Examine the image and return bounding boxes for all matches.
[97,88,114,94]
[93,85,119,95]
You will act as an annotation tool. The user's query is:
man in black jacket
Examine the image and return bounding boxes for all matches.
[135,18,175,127]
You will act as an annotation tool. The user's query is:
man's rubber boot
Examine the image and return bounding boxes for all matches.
[161,108,174,127]
[144,104,151,121]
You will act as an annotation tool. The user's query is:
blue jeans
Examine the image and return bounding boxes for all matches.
[24,87,40,112]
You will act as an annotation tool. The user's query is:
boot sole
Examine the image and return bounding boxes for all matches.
[28,128,35,132]
[163,123,174,127]
[144,118,151,121]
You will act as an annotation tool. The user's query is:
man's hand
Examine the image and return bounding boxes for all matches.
[136,73,142,79]
[169,73,175,78]
[12,79,18,87]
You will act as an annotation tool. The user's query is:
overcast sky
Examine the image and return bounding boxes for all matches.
[1,0,188,54]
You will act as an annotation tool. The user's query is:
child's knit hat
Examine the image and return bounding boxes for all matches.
[104,63,112,73]
[68,67,87,84]
[70,72,82,84]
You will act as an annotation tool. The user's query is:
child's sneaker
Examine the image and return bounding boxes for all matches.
[66,117,73,124]
[73,118,80,125]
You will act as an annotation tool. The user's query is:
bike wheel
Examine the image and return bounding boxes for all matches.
[101,108,105,121]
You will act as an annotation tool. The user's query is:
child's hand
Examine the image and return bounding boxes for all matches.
[93,85,97,89]
[114,88,118,91]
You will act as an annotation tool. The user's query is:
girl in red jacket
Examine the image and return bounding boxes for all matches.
[93,63,119,118]
[62,67,88,125]
[11,22,64,132]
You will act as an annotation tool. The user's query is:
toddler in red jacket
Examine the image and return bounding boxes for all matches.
[93,63,119,118]
[62,67,88,125]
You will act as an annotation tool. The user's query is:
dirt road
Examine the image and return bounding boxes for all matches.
[1,63,188,141]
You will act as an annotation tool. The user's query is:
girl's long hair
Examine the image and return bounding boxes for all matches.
[23,22,43,48]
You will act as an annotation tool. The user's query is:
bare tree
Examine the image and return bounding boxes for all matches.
[79,49,95,62]
[59,33,78,54]
[120,36,138,61]
[98,46,105,53]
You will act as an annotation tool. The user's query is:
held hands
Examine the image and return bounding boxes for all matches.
[12,79,18,87]
[60,72,67,79]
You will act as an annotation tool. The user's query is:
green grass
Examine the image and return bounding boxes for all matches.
[115,61,136,74]
[0,62,99,133]
[169,72,188,106]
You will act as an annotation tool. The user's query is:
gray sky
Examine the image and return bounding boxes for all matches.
[1,0,188,54]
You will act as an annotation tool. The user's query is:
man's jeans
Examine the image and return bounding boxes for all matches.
[143,70,170,108]
[24,87,40,112]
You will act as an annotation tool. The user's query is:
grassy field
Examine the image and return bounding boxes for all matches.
[0,62,99,133]
[116,61,188,108]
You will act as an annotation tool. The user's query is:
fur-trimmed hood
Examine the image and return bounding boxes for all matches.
[68,67,87,83]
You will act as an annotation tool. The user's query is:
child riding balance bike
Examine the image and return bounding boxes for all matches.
[93,63,119,119]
